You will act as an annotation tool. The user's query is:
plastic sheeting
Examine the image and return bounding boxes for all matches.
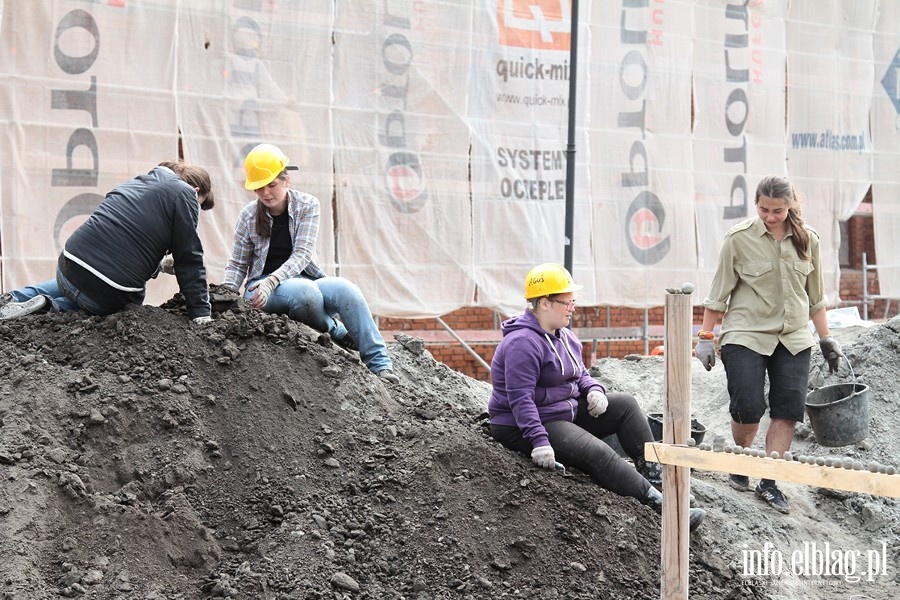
[786,0,877,304]
[1,0,898,317]
[872,0,900,300]
[692,0,789,298]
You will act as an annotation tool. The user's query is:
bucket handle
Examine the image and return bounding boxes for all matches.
[823,354,856,386]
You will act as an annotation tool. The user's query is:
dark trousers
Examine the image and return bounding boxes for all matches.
[491,392,652,500]
[720,343,810,423]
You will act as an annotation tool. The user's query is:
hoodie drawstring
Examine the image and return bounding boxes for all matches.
[543,331,581,378]
[543,333,567,376]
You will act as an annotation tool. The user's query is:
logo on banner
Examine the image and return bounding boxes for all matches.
[881,48,900,115]
[385,154,428,214]
[498,0,570,50]
[626,193,670,264]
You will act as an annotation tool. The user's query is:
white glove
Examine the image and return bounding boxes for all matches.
[159,255,175,275]
[192,316,212,324]
[248,275,279,309]
[587,390,608,417]
[531,445,556,469]
[695,338,716,371]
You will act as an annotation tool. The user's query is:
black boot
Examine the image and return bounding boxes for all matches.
[634,457,663,489]
[635,458,698,506]
[642,487,706,532]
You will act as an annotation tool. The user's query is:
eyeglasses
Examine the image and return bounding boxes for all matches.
[547,298,576,309]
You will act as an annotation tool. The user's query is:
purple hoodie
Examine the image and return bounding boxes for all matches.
[488,309,605,449]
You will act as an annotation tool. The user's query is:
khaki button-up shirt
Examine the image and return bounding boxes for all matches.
[703,217,826,356]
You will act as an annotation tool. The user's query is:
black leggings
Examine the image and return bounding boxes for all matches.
[491,392,652,500]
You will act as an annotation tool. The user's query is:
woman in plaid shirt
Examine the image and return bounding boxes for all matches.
[223,144,399,384]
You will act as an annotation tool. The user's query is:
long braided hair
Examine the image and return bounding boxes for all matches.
[755,175,810,261]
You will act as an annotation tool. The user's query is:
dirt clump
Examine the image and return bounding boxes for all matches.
[2,290,896,599]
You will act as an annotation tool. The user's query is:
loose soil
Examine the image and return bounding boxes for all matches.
[1,288,898,599]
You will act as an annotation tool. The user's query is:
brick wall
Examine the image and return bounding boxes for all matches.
[379,213,893,382]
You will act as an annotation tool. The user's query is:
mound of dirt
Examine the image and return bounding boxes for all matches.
[1,291,897,599]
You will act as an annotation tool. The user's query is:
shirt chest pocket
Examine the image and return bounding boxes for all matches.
[792,261,813,276]
[741,261,773,278]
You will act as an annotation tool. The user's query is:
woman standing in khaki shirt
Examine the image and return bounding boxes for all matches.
[693,175,843,514]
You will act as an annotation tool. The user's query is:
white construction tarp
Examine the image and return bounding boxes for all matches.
[470,0,593,317]
[587,0,696,308]
[0,1,178,298]
[786,0,877,305]
[176,0,336,288]
[872,0,900,298]
[333,1,475,318]
[692,0,788,297]
[2,0,899,318]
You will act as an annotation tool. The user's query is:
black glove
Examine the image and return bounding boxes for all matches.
[819,336,843,373]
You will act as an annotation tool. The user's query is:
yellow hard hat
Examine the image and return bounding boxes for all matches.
[524,263,583,300]
[244,143,290,190]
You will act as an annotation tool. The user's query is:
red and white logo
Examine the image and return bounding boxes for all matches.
[498,0,571,51]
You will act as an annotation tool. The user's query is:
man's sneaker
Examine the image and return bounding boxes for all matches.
[376,370,400,384]
[755,481,790,514]
[0,295,49,320]
[729,474,750,491]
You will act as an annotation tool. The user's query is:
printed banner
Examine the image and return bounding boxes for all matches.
[332,1,475,318]
[1,1,898,317]
[692,0,788,297]
[175,0,336,288]
[786,0,877,304]
[0,1,178,297]
[587,0,696,308]
[470,0,595,317]
[871,1,900,299]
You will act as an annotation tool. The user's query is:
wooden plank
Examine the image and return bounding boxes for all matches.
[660,292,692,600]
[645,443,900,498]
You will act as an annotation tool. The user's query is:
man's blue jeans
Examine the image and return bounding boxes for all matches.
[246,275,393,374]
[7,267,118,315]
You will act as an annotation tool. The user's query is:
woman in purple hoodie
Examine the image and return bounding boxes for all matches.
[488,263,705,530]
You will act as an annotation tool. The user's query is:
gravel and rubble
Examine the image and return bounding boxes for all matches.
[1,290,898,599]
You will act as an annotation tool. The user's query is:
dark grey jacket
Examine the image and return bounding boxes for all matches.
[60,166,210,318]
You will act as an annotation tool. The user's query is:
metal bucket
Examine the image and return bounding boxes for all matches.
[647,412,707,445]
[806,356,869,447]
[805,382,869,447]
[602,413,706,456]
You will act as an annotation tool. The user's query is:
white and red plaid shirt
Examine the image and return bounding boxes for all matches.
[223,188,327,290]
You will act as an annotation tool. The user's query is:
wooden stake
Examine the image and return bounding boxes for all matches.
[660,292,692,600]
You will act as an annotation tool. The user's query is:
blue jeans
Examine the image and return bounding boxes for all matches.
[7,272,77,312]
[7,267,115,315]
[246,275,392,374]
[56,267,122,315]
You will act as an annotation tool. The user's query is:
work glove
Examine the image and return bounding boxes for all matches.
[159,255,175,275]
[192,315,212,325]
[248,275,279,309]
[819,336,844,373]
[586,390,608,417]
[695,338,716,371]
[531,445,556,470]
